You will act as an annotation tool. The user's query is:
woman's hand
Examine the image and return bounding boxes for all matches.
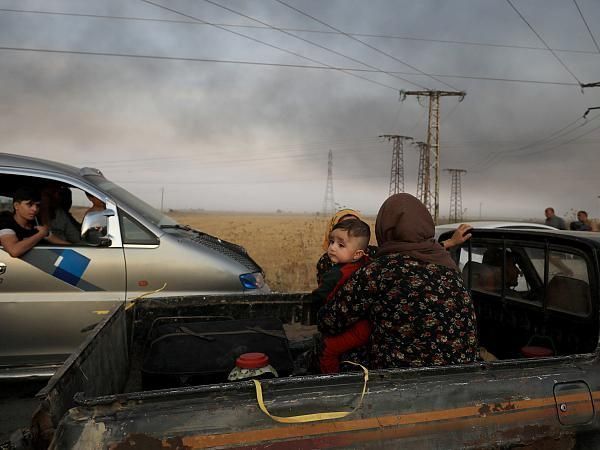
[442,224,472,250]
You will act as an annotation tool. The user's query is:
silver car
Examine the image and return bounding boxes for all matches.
[0,153,268,379]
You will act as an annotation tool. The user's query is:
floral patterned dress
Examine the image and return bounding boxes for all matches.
[318,253,478,369]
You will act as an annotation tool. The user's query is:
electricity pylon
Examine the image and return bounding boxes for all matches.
[321,150,335,216]
[445,168,467,223]
[400,90,465,223]
[380,134,413,196]
[414,141,429,206]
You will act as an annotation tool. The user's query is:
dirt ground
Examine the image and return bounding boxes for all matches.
[169,211,376,292]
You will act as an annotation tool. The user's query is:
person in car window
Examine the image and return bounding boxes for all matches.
[39,182,80,244]
[83,192,106,219]
[318,194,479,369]
[0,187,59,257]
[482,248,521,293]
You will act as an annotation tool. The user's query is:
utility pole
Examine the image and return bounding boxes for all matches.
[445,169,467,223]
[380,134,413,196]
[414,141,429,205]
[400,90,465,223]
[322,150,335,216]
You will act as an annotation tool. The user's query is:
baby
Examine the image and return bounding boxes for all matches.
[312,219,372,373]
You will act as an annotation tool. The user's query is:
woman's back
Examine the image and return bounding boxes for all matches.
[319,253,478,369]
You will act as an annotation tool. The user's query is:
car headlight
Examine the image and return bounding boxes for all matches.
[239,272,265,289]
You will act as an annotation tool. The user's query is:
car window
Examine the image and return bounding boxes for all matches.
[464,241,591,316]
[0,195,11,212]
[546,250,590,316]
[119,209,159,245]
[461,242,542,303]
[460,244,502,295]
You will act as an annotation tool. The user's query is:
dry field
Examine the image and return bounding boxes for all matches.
[170,212,376,293]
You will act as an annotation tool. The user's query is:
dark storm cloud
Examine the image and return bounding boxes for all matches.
[1,0,600,216]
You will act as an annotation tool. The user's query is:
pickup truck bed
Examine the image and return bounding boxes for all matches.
[32,230,600,449]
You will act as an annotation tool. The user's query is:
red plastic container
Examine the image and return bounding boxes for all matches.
[235,352,269,369]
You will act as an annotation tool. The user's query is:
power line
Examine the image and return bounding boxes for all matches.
[414,72,579,87]
[470,113,600,172]
[469,112,600,172]
[86,136,383,165]
[0,45,581,88]
[505,0,582,85]
[199,0,429,90]
[111,173,395,185]
[138,0,407,91]
[572,0,600,53]
[273,0,459,91]
[468,115,586,171]
[3,7,600,56]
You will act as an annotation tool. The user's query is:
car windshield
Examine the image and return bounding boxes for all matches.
[84,174,177,228]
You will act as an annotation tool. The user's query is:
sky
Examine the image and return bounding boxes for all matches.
[1,0,600,220]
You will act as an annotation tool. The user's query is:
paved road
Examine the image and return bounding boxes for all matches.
[0,380,46,444]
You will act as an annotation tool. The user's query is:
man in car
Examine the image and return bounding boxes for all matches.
[482,248,523,295]
[0,187,66,257]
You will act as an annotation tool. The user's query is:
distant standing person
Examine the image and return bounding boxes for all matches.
[570,210,592,231]
[544,207,566,230]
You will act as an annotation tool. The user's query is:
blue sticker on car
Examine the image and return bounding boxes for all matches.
[52,250,90,287]
[20,248,103,291]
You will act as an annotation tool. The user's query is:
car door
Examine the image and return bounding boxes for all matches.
[0,181,126,372]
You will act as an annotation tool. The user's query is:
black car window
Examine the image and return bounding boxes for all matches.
[119,209,159,245]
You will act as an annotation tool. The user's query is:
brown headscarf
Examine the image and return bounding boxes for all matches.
[375,194,457,271]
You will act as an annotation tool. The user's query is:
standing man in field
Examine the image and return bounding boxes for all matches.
[544,207,566,230]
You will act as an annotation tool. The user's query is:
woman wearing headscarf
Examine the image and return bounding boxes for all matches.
[318,194,478,369]
[317,209,472,286]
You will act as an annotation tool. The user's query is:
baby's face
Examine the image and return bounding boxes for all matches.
[327,229,364,264]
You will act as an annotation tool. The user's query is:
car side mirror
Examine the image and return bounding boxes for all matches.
[81,209,115,246]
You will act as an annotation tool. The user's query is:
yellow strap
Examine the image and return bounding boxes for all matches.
[124,282,167,310]
[253,361,369,423]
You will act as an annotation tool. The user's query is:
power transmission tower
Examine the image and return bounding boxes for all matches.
[400,90,465,223]
[379,134,413,196]
[321,150,335,216]
[445,168,467,223]
[414,141,429,205]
